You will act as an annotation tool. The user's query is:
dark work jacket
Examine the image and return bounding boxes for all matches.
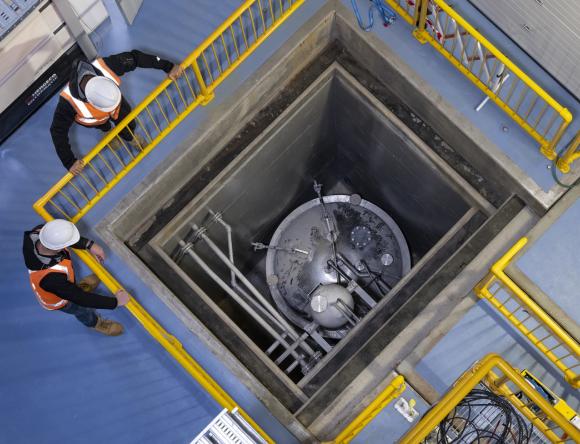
[23,225,117,309]
[50,50,175,169]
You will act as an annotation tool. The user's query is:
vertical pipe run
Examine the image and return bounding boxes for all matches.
[413,0,429,43]
[202,213,297,337]
[192,224,317,356]
[179,240,309,367]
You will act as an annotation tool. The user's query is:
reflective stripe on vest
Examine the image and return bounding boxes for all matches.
[60,58,122,127]
[29,259,75,311]
[91,58,121,85]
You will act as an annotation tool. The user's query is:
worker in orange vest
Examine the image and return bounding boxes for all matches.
[23,219,129,335]
[50,50,184,175]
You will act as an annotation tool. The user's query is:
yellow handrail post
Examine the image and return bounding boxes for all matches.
[384,0,417,25]
[412,0,429,44]
[191,59,215,105]
[473,272,494,295]
[541,118,571,161]
[331,375,406,444]
[556,130,580,173]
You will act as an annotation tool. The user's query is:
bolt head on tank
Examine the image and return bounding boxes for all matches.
[381,253,394,266]
[349,194,362,206]
[310,284,355,329]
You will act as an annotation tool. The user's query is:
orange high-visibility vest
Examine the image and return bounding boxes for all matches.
[28,257,75,310]
[60,58,122,127]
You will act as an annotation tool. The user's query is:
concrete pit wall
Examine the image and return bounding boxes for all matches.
[98,4,543,440]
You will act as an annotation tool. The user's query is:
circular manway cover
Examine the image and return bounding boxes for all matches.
[265,195,411,337]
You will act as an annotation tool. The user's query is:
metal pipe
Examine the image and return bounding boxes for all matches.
[193,223,316,356]
[336,299,360,322]
[275,331,309,365]
[307,327,332,353]
[234,282,291,335]
[326,259,376,308]
[207,213,301,336]
[203,213,333,353]
[205,214,323,355]
[476,72,510,112]
[252,242,309,257]
[179,240,308,365]
[208,209,237,287]
[313,181,340,283]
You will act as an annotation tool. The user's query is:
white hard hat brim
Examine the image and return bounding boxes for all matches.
[94,98,121,113]
[39,221,80,250]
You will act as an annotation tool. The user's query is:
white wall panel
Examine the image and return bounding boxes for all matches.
[469,0,580,99]
[0,0,108,113]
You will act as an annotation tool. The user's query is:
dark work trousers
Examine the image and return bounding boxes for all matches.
[59,302,98,327]
[93,96,136,141]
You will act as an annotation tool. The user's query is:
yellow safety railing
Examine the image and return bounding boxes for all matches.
[475,238,580,388]
[399,354,580,444]
[33,1,306,442]
[74,249,273,442]
[385,0,573,164]
[34,0,303,223]
[557,130,580,173]
[329,375,406,444]
[382,0,419,25]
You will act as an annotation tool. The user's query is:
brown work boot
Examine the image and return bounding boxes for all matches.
[129,133,147,150]
[93,317,124,336]
[78,274,101,292]
[108,137,124,151]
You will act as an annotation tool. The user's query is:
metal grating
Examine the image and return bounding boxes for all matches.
[191,408,268,444]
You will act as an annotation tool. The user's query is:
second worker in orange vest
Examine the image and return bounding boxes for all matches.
[23,219,130,335]
[50,50,183,175]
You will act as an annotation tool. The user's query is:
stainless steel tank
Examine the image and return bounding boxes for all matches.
[265,194,411,338]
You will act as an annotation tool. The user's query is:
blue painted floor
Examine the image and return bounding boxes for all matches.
[2,0,579,442]
[516,194,580,321]
[351,386,429,444]
[415,301,579,410]
[0,1,327,443]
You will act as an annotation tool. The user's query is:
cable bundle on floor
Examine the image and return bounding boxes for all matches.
[432,388,534,443]
[351,0,397,31]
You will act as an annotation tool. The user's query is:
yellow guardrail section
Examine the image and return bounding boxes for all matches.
[557,130,580,173]
[385,0,573,166]
[329,375,406,444]
[475,238,580,388]
[34,0,303,223]
[399,353,580,443]
[33,1,306,442]
[382,0,419,25]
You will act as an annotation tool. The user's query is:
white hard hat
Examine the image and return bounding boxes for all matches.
[85,76,121,112]
[39,220,80,250]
